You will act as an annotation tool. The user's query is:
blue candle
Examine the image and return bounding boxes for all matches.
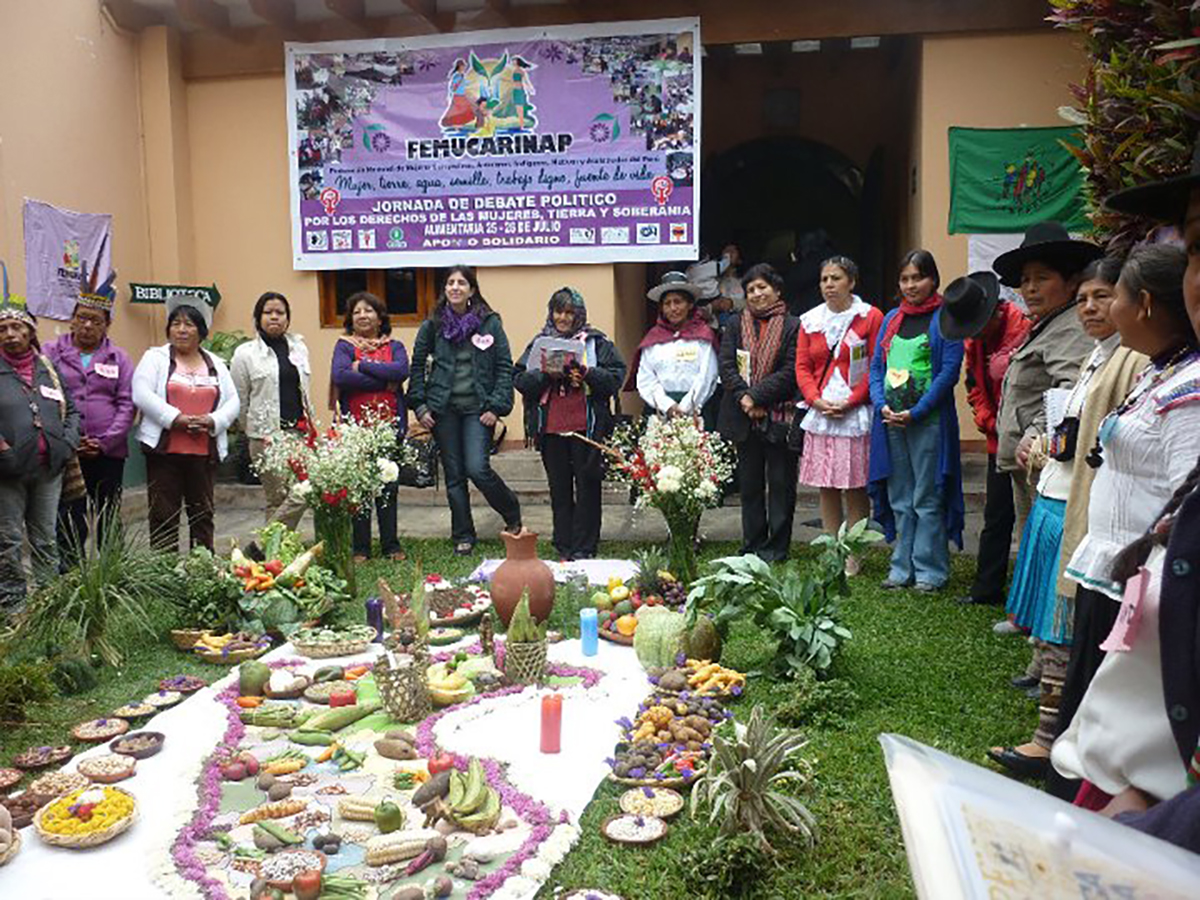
[580,608,598,656]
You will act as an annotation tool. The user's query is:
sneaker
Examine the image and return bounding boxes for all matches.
[913,582,944,593]
[993,620,1022,635]
[880,578,911,590]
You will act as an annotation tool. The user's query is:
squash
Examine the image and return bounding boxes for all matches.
[239,660,272,697]
[633,608,687,670]
[684,614,723,663]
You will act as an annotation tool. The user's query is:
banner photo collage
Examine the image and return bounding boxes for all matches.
[285,18,700,269]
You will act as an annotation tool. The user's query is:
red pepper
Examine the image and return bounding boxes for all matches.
[263,559,284,576]
[427,753,455,775]
[328,689,357,708]
[292,869,322,900]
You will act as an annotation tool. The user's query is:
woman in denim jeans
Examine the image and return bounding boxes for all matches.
[408,266,521,555]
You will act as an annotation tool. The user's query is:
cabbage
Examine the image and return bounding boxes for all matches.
[633,608,688,671]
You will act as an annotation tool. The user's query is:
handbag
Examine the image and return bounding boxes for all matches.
[1049,416,1080,462]
[38,355,87,502]
[787,324,848,454]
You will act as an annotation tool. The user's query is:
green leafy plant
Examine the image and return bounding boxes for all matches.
[548,574,589,639]
[685,521,880,677]
[254,522,306,566]
[690,704,816,852]
[507,592,547,643]
[680,831,777,899]
[0,661,55,723]
[175,547,243,631]
[776,667,860,731]
[201,329,251,366]
[1050,1,1200,248]
[16,513,177,667]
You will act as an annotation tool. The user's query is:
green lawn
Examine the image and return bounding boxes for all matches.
[0,538,1034,899]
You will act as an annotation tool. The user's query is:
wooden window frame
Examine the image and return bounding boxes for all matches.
[318,268,437,328]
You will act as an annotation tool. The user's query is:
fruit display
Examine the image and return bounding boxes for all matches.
[71,717,130,742]
[683,659,745,695]
[192,631,272,663]
[422,759,502,834]
[631,548,687,609]
[628,703,713,749]
[34,785,137,847]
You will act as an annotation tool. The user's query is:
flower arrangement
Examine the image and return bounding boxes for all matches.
[597,416,734,582]
[255,416,400,596]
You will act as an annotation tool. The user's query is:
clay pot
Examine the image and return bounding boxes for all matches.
[490,529,555,627]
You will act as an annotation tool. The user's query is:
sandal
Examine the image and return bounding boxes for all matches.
[388,550,407,562]
[352,554,369,564]
[454,542,475,556]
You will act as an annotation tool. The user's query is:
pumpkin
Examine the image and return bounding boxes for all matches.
[633,608,688,670]
[684,614,723,663]
[614,614,638,637]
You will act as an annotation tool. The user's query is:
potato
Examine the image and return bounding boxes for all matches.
[391,888,425,900]
[384,729,415,744]
[267,782,292,802]
[374,739,418,761]
[256,772,277,792]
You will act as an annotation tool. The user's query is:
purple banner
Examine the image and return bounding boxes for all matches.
[285,19,700,269]
[23,199,113,321]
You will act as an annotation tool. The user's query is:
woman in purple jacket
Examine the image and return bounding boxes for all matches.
[44,278,134,562]
[331,291,409,561]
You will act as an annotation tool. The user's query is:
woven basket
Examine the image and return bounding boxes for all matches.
[170,629,208,651]
[374,653,431,723]
[292,637,372,659]
[193,644,270,665]
[0,830,20,867]
[34,788,137,848]
[504,640,547,685]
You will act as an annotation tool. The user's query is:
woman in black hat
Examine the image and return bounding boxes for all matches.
[624,271,719,424]
[944,272,1029,607]
[992,222,1102,537]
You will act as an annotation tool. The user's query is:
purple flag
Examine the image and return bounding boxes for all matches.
[23,199,113,321]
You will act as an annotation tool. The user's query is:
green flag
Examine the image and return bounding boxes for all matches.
[948,126,1087,234]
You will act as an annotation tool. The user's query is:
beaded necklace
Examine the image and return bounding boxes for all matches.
[1086,343,1199,469]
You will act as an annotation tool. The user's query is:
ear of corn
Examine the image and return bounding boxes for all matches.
[365,828,441,866]
[337,795,381,821]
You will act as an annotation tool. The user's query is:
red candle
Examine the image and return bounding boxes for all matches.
[540,694,563,753]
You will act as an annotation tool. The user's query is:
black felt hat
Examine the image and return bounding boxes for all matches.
[940,271,1002,341]
[646,270,703,303]
[992,221,1103,288]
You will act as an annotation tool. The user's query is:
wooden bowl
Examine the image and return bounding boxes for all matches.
[13,746,73,771]
[259,848,327,890]
[600,813,669,846]
[264,675,312,700]
[598,629,634,646]
[0,768,22,793]
[110,732,165,760]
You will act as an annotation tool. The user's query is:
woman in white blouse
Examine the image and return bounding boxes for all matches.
[624,271,719,424]
[1052,244,1200,807]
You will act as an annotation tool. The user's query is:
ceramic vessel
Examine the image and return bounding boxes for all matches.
[490,529,555,626]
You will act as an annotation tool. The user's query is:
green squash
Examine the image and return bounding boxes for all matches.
[684,614,722,663]
[238,660,272,697]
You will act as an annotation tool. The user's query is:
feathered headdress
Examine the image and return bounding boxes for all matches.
[77,235,117,315]
[0,261,36,328]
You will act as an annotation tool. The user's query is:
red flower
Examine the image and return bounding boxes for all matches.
[322,491,340,507]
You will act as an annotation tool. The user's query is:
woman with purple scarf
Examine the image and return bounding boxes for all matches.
[408,266,522,555]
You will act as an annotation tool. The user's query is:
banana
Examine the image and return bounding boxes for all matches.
[454,759,487,817]
[447,770,466,811]
[454,787,500,834]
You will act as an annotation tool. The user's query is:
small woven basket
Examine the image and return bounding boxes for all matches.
[292,637,372,659]
[0,830,20,866]
[374,648,431,723]
[504,640,547,685]
[170,628,208,651]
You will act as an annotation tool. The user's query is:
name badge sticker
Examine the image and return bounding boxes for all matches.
[39,385,64,402]
[472,333,495,351]
[94,363,119,379]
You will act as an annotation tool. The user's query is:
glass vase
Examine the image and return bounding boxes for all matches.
[313,504,357,599]
[665,510,701,585]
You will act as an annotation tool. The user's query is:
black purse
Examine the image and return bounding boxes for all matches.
[1049,416,1080,462]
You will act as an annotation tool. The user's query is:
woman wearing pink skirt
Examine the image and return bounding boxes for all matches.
[795,255,883,573]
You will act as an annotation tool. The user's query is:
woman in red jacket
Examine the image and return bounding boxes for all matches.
[795,256,883,572]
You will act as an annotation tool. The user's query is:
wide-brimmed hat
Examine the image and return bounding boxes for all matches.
[166,293,215,331]
[1105,141,1200,225]
[940,271,1001,341]
[646,271,702,303]
[992,222,1103,288]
